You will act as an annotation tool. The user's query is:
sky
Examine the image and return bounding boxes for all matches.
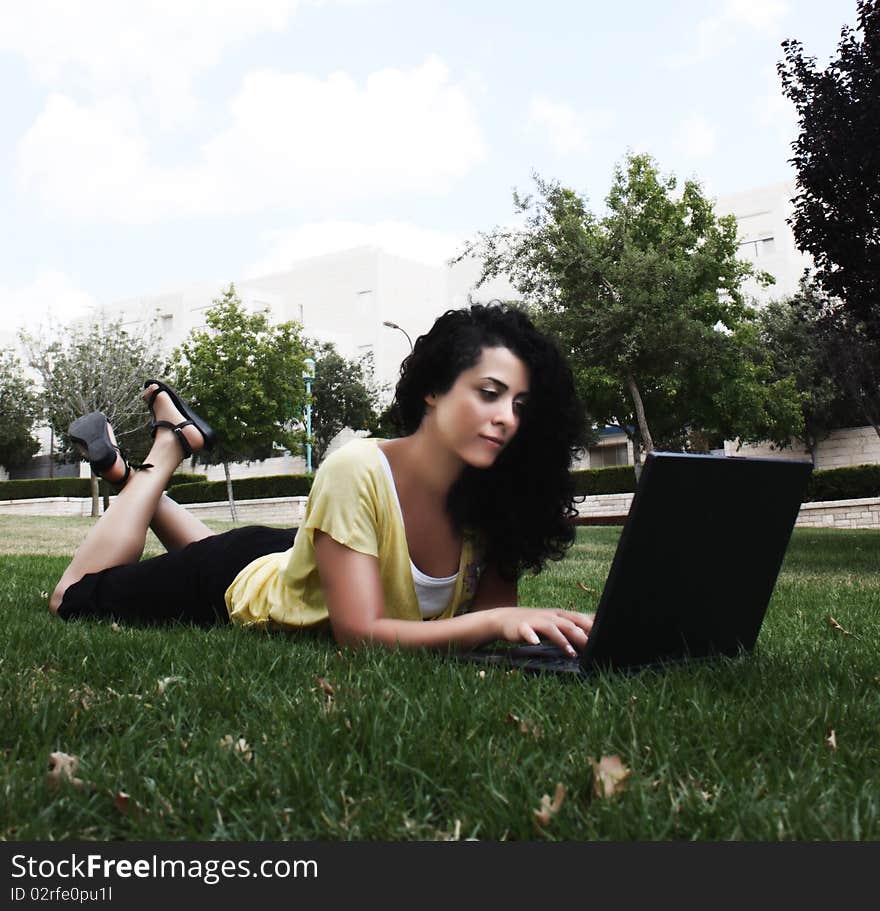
[0,0,861,340]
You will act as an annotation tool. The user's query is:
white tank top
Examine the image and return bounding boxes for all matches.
[376,447,459,618]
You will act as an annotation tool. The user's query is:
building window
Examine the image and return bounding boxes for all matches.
[588,443,629,468]
[738,236,776,259]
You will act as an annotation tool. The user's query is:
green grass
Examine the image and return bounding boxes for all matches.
[1,519,878,840]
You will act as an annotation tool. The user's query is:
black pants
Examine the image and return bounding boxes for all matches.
[57,526,297,625]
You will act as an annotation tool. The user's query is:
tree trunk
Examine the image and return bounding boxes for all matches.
[89,473,100,518]
[625,372,654,481]
[224,461,238,524]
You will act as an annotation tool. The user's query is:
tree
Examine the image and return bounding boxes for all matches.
[170,284,309,522]
[21,318,165,515]
[458,154,803,472]
[0,349,42,470]
[779,0,880,436]
[758,278,865,464]
[307,341,381,464]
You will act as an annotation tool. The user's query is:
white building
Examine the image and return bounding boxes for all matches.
[716,180,813,304]
[110,245,518,398]
[4,181,876,480]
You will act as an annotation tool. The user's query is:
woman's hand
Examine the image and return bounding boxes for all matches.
[489,607,594,656]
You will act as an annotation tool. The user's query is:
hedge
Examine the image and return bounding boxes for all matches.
[803,463,880,503]
[0,477,92,500]
[167,474,314,504]
[3,463,879,505]
[571,466,637,497]
[0,472,207,501]
[167,472,208,489]
[571,462,880,503]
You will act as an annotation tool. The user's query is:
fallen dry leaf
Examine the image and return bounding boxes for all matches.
[577,582,598,594]
[316,677,335,697]
[157,676,184,696]
[532,782,566,827]
[218,735,253,761]
[110,622,122,633]
[45,752,86,791]
[505,711,543,739]
[114,791,142,820]
[590,754,632,799]
[825,615,858,638]
[235,738,253,762]
[826,729,838,751]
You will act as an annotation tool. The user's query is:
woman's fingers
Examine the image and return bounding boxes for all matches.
[555,609,595,632]
[518,621,541,645]
[501,608,594,654]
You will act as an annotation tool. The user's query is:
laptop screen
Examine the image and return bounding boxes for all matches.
[583,452,813,670]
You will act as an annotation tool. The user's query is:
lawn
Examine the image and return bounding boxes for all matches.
[1,516,878,840]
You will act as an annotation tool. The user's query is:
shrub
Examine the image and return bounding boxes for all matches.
[571,462,880,503]
[804,463,880,502]
[571,466,637,497]
[0,478,92,500]
[168,474,314,504]
[167,472,208,489]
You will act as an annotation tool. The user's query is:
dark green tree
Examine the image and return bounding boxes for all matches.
[21,318,164,515]
[170,284,308,521]
[307,341,381,464]
[458,154,803,473]
[779,0,880,437]
[759,278,866,465]
[0,349,42,470]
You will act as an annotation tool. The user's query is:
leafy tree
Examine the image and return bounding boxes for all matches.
[758,279,865,464]
[779,1,880,437]
[458,154,803,472]
[368,402,404,441]
[20,318,165,516]
[0,349,42,470]
[307,341,381,464]
[779,0,880,329]
[170,284,308,521]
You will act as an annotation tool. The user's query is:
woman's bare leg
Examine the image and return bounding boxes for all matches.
[149,494,215,552]
[50,387,209,613]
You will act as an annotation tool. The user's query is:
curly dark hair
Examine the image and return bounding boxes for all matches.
[392,303,585,581]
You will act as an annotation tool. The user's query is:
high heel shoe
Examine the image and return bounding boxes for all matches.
[67,412,152,488]
[143,380,217,457]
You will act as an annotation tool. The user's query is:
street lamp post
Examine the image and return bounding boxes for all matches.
[303,357,316,473]
[382,320,414,352]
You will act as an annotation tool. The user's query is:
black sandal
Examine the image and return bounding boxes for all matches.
[143,380,217,457]
[67,411,153,488]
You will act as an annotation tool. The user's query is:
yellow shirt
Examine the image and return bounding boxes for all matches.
[224,438,485,631]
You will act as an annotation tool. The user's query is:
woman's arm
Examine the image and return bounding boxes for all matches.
[314,531,592,654]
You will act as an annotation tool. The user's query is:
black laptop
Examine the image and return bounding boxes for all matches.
[465,451,813,675]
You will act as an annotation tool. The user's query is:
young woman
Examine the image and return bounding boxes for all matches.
[51,304,594,655]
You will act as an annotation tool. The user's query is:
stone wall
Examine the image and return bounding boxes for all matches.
[725,426,880,470]
[4,492,878,530]
[0,495,309,525]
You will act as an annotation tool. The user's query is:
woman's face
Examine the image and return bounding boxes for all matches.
[424,346,530,468]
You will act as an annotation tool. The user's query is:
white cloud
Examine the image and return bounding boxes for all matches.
[726,0,790,32]
[526,95,614,155]
[15,56,488,222]
[753,65,798,142]
[675,114,718,160]
[243,220,464,276]
[0,272,98,337]
[0,0,301,126]
[667,0,791,67]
